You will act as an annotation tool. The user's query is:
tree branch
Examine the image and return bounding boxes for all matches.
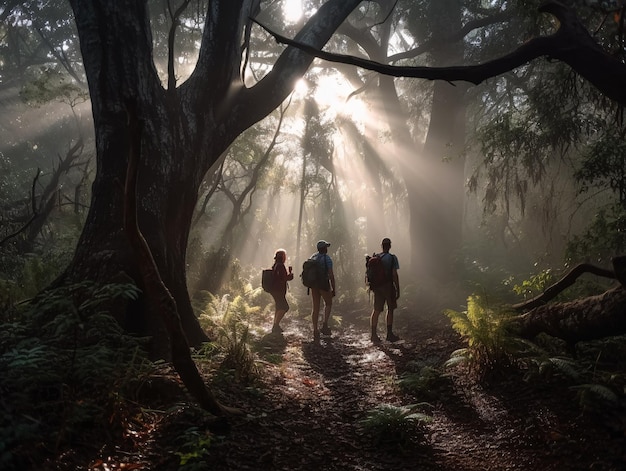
[512,262,617,312]
[0,169,41,247]
[254,1,626,106]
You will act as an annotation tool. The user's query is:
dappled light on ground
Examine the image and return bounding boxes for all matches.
[80,307,623,470]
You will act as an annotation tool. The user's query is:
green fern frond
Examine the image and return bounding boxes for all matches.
[445,294,518,379]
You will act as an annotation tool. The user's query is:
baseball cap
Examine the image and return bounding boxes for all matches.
[382,238,391,245]
[317,240,331,250]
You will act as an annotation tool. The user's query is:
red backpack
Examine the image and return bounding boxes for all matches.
[366,252,389,288]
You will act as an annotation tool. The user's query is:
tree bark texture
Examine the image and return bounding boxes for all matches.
[124,104,235,415]
[514,258,626,343]
[516,285,626,344]
[65,0,362,353]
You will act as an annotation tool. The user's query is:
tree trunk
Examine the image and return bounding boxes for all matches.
[64,0,362,356]
[410,0,466,282]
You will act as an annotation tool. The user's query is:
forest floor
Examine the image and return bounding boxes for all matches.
[65,303,624,470]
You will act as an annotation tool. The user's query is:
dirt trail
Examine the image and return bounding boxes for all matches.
[194,309,621,471]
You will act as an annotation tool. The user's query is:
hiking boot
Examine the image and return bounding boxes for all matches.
[271,325,283,334]
[320,325,331,336]
[386,332,400,342]
[370,334,381,344]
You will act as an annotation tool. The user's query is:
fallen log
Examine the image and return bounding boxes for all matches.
[513,257,626,343]
[515,285,626,343]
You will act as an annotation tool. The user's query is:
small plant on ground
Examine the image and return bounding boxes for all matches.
[445,294,519,380]
[360,403,431,447]
[198,294,261,383]
[398,365,446,401]
[174,426,214,471]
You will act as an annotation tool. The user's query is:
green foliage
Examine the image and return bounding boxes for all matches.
[445,294,518,379]
[0,282,152,468]
[398,365,445,401]
[174,426,214,470]
[20,67,89,107]
[360,403,431,446]
[576,130,626,207]
[1,241,77,309]
[517,337,582,382]
[512,269,553,300]
[566,204,626,266]
[189,248,247,296]
[198,294,261,383]
[505,333,624,418]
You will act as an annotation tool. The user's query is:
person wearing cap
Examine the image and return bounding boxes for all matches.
[370,237,400,343]
[309,240,336,341]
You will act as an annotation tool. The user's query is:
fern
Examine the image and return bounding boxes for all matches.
[197,294,261,383]
[360,403,431,446]
[445,294,517,379]
[398,366,444,400]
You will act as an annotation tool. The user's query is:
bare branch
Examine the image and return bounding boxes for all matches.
[253,1,626,106]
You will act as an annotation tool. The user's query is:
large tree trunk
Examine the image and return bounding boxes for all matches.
[64,0,362,356]
[411,0,466,282]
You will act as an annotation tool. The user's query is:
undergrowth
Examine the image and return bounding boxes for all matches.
[446,289,625,418]
[197,293,263,383]
[0,281,153,469]
[360,403,431,447]
[445,294,519,380]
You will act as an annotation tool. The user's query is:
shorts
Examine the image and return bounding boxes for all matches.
[373,282,397,311]
[271,291,289,311]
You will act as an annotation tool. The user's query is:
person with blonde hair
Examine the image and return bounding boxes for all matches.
[270,248,293,334]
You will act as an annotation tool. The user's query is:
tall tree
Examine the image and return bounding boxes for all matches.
[62,0,362,353]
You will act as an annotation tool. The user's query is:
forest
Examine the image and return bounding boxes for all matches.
[1,0,625,469]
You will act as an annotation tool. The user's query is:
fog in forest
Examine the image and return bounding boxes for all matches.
[3,2,626,470]
[1,0,620,304]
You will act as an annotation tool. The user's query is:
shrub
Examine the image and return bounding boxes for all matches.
[360,403,431,447]
[445,294,518,380]
[0,282,152,468]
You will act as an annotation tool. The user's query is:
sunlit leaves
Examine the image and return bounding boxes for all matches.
[20,66,88,107]
[445,294,517,379]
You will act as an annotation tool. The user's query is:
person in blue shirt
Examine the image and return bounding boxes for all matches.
[370,237,400,343]
[310,240,336,341]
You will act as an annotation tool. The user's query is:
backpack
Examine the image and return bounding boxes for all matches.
[366,252,390,289]
[261,268,274,292]
[301,256,326,289]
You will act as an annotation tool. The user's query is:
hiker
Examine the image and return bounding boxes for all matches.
[370,237,400,343]
[309,240,336,341]
[270,248,293,334]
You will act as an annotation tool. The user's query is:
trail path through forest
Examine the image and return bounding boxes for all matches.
[88,306,623,471]
[182,307,622,471]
